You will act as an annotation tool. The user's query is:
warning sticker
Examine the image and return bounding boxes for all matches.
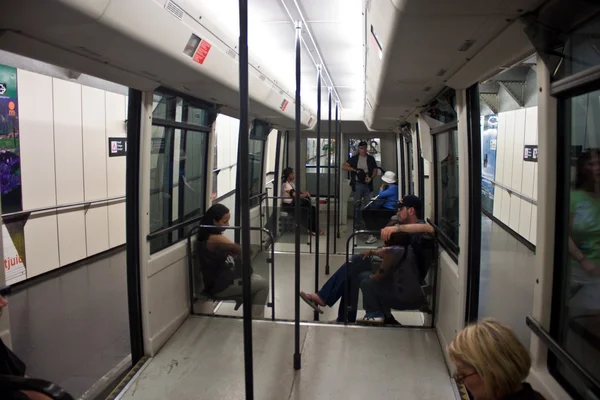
[280,99,289,112]
[193,41,212,65]
[183,33,212,65]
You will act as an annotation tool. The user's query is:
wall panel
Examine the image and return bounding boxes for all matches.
[18,70,56,210]
[493,113,506,219]
[500,112,516,223]
[53,79,86,266]
[508,109,526,232]
[18,70,60,276]
[106,92,127,247]
[82,86,110,255]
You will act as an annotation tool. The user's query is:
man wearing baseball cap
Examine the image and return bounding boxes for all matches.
[343,141,379,243]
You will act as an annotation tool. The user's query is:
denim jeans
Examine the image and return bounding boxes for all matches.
[353,183,372,232]
[317,255,372,322]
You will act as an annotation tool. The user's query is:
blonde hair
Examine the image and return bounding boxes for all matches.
[447,319,531,398]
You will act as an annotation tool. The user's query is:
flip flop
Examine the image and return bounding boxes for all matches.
[299,292,324,314]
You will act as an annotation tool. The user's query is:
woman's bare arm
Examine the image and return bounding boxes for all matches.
[207,234,242,256]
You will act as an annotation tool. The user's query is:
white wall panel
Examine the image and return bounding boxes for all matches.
[508,109,526,232]
[24,215,59,278]
[53,79,87,266]
[106,92,127,247]
[520,107,538,240]
[18,70,60,277]
[493,113,506,220]
[18,70,56,209]
[82,86,110,255]
[500,112,516,223]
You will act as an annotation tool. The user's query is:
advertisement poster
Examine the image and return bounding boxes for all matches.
[481,114,498,213]
[0,64,26,284]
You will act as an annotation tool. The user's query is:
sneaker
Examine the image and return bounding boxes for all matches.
[365,235,378,244]
[357,314,384,325]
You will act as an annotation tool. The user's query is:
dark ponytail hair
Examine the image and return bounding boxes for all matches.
[282,167,294,183]
[197,204,230,242]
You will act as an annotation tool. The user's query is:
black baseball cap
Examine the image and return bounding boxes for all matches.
[358,141,368,148]
[398,194,422,210]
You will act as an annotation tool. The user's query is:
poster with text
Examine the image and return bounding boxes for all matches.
[481,114,498,213]
[0,64,26,285]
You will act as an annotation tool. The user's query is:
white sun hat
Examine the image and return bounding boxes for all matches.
[381,171,397,183]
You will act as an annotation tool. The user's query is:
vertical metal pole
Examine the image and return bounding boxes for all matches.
[314,67,322,321]
[325,89,332,275]
[400,135,406,197]
[336,114,342,242]
[125,89,144,364]
[238,1,254,397]
[333,101,341,254]
[293,20,302,371]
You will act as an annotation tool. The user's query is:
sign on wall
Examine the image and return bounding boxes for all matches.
[0,64,27,285]
[109,137,127,157]
[523,145,538,162]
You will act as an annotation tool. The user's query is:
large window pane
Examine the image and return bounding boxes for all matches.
[435,130,459,248]
[249,138,264,207]
[553,88,600,398]
[149,91,212,254]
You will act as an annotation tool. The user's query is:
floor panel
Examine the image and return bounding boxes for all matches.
[121,317,453,400]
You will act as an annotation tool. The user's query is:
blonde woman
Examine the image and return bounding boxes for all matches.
[447,319,545,400]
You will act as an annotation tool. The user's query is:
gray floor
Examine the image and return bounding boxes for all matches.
[478,213,536,347]
[9,249,130,399]
[121,316,454,400]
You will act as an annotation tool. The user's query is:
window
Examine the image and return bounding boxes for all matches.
[212,114,240,201]
[305,138,336,196]
[247,120,269,207]
[434,129,459,254]
[552,87,600,399]
[149,92,214,254]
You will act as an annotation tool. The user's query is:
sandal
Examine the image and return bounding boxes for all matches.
[299,292,324,314]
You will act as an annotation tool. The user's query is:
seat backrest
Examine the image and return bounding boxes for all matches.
[186,226,205,297]
[412,234,437,283]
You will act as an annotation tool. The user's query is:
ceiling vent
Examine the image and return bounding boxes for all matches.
[436,69,446,77]
[259,74,266,81]
[165,0,184,20]
[226,48,237,59]
[458,40,475,52]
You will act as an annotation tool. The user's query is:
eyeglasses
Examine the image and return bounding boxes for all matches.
[454,371,477,384]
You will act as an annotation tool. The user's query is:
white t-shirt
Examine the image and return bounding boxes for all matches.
[281,181,295,204]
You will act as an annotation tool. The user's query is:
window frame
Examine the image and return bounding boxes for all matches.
[549,77,600,398]
[432,121,460,261]
[148,91,214,254]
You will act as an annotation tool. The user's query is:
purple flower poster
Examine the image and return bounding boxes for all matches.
[0,64,26,285]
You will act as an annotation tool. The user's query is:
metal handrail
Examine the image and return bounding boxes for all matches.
[526,316,600,393]
[2,195,126,219]
[482,177,537,205]
[191,224,276,321]
[426,218,460,256]
[147,215,203,240]
[213,163,237,174]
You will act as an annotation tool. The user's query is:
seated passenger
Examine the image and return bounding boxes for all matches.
[447,319,546,400]
[357,231,426,325]
[380,194,435,283]
[196,204,268,318]
[299,195,433,323]
[361,171,399,232]
[0,296,53,400]
[281,167,324,236]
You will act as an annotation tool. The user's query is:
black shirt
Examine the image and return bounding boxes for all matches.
[501,383,546,400]
[346,153,378,191]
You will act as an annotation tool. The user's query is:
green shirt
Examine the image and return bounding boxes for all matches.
[570,189,600,283]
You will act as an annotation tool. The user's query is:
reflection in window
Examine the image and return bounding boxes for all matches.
[149,92,213,254]
[553,88,600,398]
[305,138,336,196]
[434,130,459,250]
[248,138,265,208]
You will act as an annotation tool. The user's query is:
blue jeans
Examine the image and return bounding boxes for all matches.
[353,183,372,231]
[317,255,372,322]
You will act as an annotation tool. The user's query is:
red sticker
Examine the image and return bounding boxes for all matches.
[280,99,289,112]
[193,40,212,65]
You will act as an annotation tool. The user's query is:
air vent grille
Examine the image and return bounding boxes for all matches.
[259,74,266,81]
[226,48,237,59]
[436,69,446,77]
[165,0,184,20]
[458,40,475,52]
